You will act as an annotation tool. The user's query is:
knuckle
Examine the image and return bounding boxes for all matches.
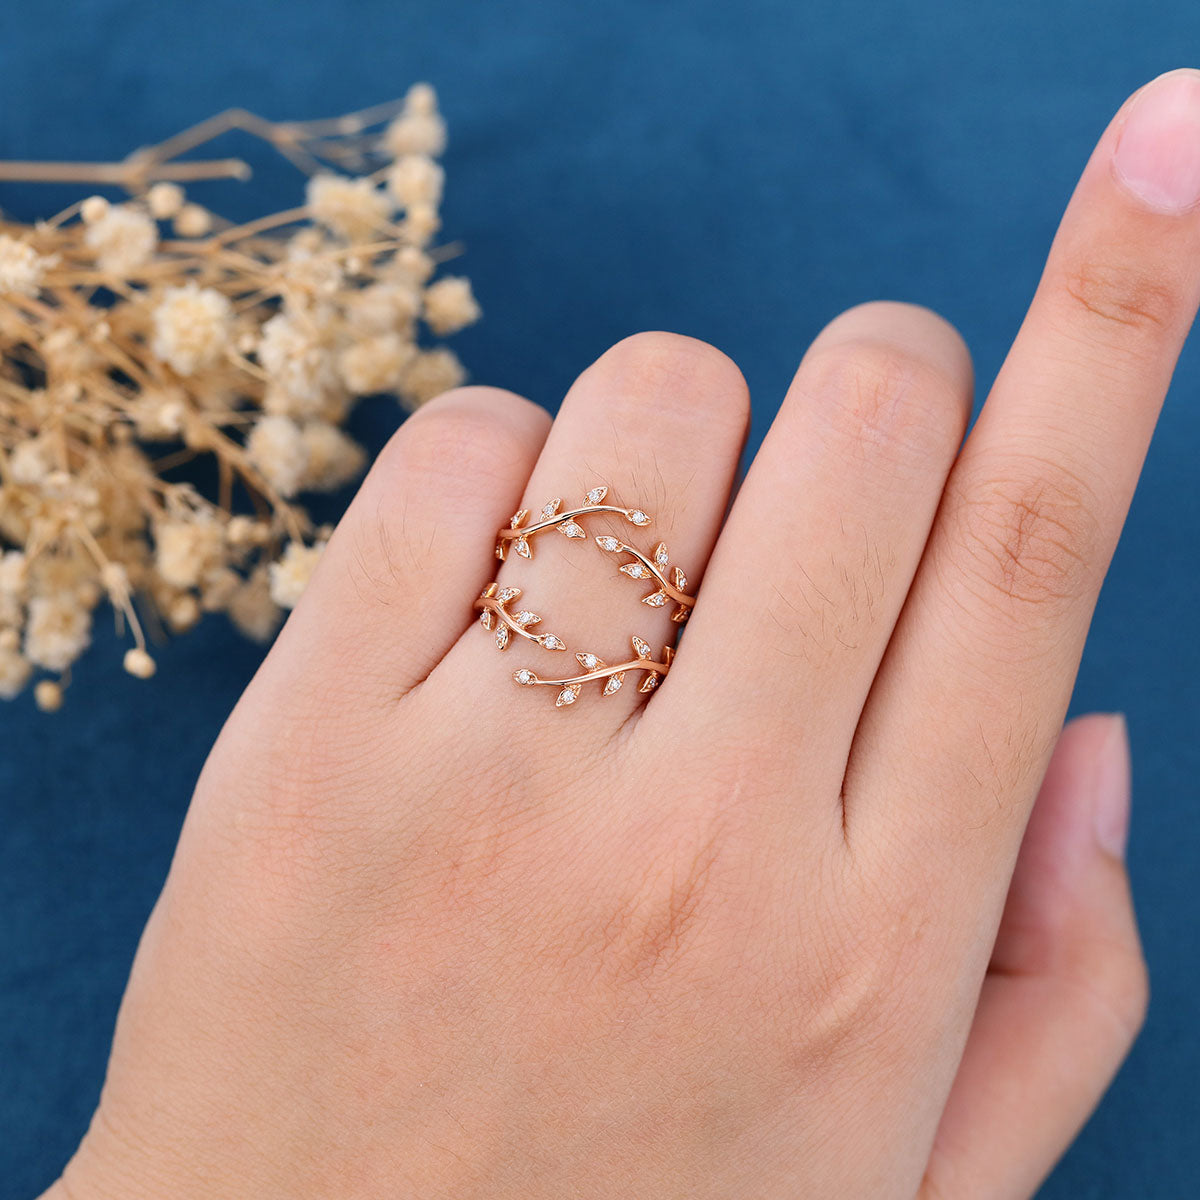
[800,336,967,463]
[942,461,1103,613]
[380,388,544,487]
[592,331,750,433]
[1057,250,1180,341]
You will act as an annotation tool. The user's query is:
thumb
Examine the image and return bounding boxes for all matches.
[921,713,1148,1200]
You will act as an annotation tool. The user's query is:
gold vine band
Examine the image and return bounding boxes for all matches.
[495,485,695,623]
[478,484,689,708]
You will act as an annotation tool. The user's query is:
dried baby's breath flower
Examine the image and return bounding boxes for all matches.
[245,415,309,498]
[146,181,185,219]
[152,284,233,375]
[387,155,444,209]
[401,347,466,405]
[338,332,414,394]
[0,86,478,706]
[123,646,156,678]
[0,234,52,296]
[306,174,391,241]
[83,204,157,274]
[300,422,367,492]
[268,539,326,609]
[422,276,481,335]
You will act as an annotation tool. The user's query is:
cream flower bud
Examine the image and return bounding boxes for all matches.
[337,333,414,395]
[84,205,157,275]
[34,679,63,712]
[422,276,481,335]
[401,347,465,406]
[174,203,213,237]
[306,174,392,241]
[246,415,309,498]
[387,155,444,209]
[146,182,185,219]
[268,540,326,609]
[123,647,157,679]
[152,283,233,375]
[0,235,52,296]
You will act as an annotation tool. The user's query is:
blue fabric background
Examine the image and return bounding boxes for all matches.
[2,1,1198,1195]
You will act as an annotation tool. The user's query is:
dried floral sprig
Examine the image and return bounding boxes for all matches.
[0,84,480,708]
[476,583,569,652]
[512,638,675,707]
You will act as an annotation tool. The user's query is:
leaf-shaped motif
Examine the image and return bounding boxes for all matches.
[663,646,675,667]
[496,586,521,602]
[620,562,651,580]
[542,498,562,518]
[632,636,652,659]
[586,485,609,504]
[671,605,690,624]
[673,566,687,591]
[626,509,651,526]
[638,672,660,693]
[642,591,668,607]
[576,652,606,671]
[495,624,510,650]
[654,542,669,567]
[540,635,566,651]
[513,668,538,685]
[559,521,585,538]
[555,683,581,707]
[511,610,541,627]
[479,609,494,631]
[514,537,531,559]
[511,509,529,529]
[595,535,622,552]
[603,672,624,696]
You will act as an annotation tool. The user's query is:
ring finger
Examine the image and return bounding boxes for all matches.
[433,331,749,729]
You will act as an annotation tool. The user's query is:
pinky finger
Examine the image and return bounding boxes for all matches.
[920,714,1149,1200]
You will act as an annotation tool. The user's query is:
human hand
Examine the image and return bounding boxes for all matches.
[48,67,1200,1199]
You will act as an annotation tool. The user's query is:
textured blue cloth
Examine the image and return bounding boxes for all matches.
[2,2,1199,1195]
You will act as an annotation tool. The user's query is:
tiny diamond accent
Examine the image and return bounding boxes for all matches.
[604,673,624,696]
[643,591,668,607]
[510,509,529,529]
[496,586,520,602]
[511,610,539,627]
[576,652,600,670]
[513,668,536,685]
[514,537,531,558]
[632,636,652,659]
[479,609,494,630]
[495,625,510,650]
[620,563,651,579]
[639,673,660,693]
[654,542,669,567]
[596,535,622,552]
[541,635,565,650]
[627,509,650,526]
[542,498,562,518]
[586,486,608,504]
[559,521,585,538]
[556,686,578,707]
[673,566,687,591]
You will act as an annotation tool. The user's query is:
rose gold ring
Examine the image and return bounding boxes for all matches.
[494,484,696,622]
[474,483,691,708]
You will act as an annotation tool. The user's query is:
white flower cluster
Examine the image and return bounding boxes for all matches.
[0,82,482,707]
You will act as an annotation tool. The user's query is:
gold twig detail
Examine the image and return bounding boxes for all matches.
[474,583,568,652]
[511,639,675,707]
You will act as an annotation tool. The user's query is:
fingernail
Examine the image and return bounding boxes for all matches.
[1094,713,1132,858]
[1112,68,1200,214]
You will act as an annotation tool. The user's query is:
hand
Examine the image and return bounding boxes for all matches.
[48,67,1200,1199]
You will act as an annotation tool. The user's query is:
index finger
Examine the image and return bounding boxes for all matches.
[849,70,1200,882]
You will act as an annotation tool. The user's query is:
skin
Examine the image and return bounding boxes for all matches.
[43,69,1200,1198]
